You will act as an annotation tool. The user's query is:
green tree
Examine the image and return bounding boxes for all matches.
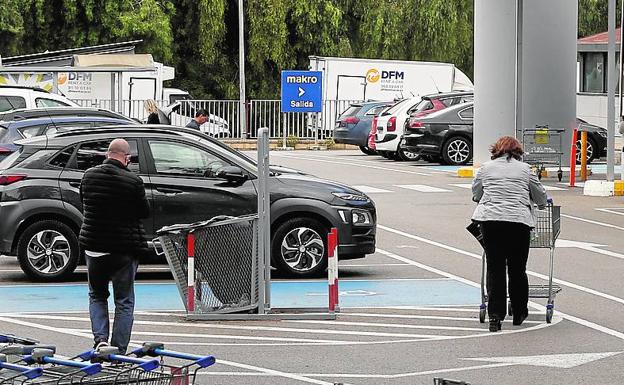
[0,0,25,56]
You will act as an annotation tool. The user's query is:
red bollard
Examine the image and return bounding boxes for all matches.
[187,233,196,312]
[328,228,339,313]
[569,129,578,187]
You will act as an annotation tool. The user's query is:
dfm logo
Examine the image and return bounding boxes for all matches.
[366,68,404,83]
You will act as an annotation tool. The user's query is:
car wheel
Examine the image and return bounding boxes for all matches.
[17,220,79,281]
[359,146,376,155]
[398,148,420,161]
[379,151,392,159]
[575,137,597,164]
[442,137,472,165]
[272,217,328,278]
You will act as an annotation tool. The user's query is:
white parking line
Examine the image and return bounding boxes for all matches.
[395,184,452,193]
[376,227,624,341]
[543,185,566,191]
[344,312,541,324]
[595,208,624,217]
[561,213,624,231]
[351,185,393,193]
[271,153,432,176]
[450,183,473,189]
[287,320,486,332]
[0,316,334,385]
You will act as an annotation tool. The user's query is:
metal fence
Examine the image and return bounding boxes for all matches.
[70,98,363,140]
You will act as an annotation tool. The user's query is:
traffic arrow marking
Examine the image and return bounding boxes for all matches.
[463,351,622,369]
[298,87,305,97]
[556,239,624,260]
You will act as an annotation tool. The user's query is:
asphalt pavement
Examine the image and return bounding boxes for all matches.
[1,150,624,385]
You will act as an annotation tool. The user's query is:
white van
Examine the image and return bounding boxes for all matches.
[0,86,78,112]
[374,97,422,160]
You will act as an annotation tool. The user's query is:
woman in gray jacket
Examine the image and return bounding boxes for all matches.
[472,136,548,332]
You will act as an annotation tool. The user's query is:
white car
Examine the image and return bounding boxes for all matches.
[0,86,78,112]
[374,97,421,160]
[162,101,231,138]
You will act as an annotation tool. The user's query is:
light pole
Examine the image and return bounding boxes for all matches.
[608,0,616,181]
[238,0,247,138]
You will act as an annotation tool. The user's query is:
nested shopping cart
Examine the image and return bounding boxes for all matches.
[479,203,562,324]
[0,335,215,385]
[521,125,565,181]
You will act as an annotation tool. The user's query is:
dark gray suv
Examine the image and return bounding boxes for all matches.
[0,126,376,281]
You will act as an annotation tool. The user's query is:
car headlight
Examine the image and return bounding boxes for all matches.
[598,130,607,138]
[332,192,369,202]
[352,210,372,226]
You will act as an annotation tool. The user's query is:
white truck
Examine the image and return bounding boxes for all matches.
[309,56,473,101]
[308,56,473,134]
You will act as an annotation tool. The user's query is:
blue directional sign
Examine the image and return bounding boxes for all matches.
[280,70,323,113]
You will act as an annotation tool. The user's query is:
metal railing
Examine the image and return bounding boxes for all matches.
[69,98,364,140]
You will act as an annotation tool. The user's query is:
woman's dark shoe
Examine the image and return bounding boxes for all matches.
[489,318,502,332]
[513,310,529,326]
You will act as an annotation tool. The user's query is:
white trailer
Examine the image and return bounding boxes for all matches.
[309,56,473,102]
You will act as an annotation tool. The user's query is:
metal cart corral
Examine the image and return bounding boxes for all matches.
[521,126,565,181]
[479,204,562,324]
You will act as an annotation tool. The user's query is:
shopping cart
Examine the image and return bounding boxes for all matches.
[0,337,215,385]
[521,125,565,181]
[479,204,562,324]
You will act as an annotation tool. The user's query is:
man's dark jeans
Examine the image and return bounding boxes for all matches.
[86,254,138,353]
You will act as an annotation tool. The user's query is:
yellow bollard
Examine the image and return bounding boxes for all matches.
[580,131,588,181]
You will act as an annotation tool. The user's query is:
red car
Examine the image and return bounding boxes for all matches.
[407,91,473,129]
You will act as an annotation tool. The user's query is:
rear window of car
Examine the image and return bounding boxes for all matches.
[0,125,23,143]
[459,107,474,119]
[365,104,391,116]
[0,96,26,113]
[0,148,22,170]
[412,100,434,114]
[338,105,362,119]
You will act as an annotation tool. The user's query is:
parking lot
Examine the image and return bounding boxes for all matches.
[2,150,624,384]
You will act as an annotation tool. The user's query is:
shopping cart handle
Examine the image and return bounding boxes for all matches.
[24,350,102,376]
[0,334,38,345]
[0,345,56,355]
[0,358,43,379]
[153,349,215,368]
[152,238,165,256]
[78,349,159,372]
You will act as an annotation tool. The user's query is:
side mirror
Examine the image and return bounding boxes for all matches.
[216,166,248,183]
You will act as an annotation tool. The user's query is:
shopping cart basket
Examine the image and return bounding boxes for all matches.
[521,125,565,181]
[155,215,259,315]
[479,204,562,324]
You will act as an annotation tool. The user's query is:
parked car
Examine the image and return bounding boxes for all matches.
[402,101,474,165]
[407,91,473,128]
[0,125,376,281]
[576,118,607,163]
[333,101,394,154]
[0,114,135,161]
[375,97,421,161]
[0,107,132,123]
[0,86,78,112]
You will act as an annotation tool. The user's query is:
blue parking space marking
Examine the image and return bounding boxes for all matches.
[0,279,478,313]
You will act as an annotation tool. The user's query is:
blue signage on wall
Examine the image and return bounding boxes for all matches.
[280,70,323,113]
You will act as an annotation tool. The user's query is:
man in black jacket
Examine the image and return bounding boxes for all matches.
[79,139,150,352]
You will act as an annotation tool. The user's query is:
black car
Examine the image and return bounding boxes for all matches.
[402,102,474,165]
[0,126,376,281]
[576,118,607,163]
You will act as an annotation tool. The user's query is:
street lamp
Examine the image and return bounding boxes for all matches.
[238,0,247,138]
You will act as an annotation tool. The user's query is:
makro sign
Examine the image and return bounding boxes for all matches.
[366,68,405,92]
[281,70,323,113]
